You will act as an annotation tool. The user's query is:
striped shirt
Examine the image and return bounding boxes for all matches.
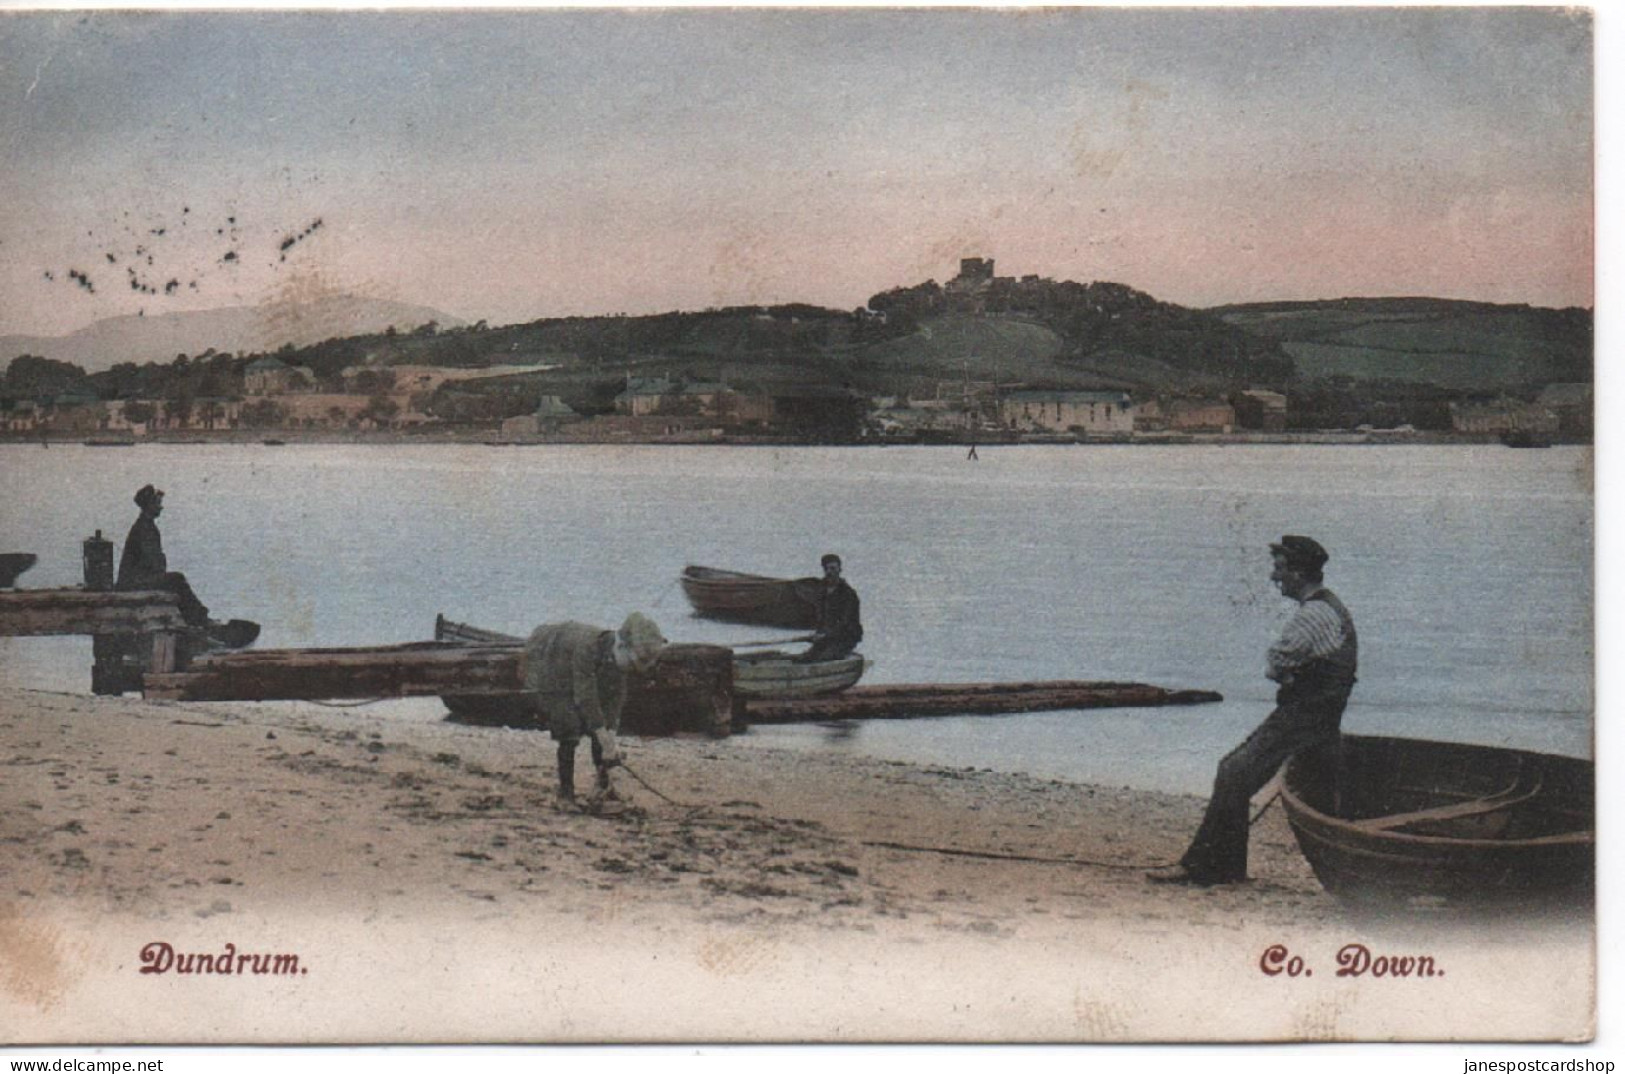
[1266,588,1355,682]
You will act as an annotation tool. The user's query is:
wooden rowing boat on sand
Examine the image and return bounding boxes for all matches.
[679,565,822,629]
[1279,734,1593,909]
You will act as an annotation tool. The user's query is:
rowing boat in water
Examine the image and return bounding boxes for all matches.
[1279,734,1593,909]
[732,650,865,699]
[679,565,822,629]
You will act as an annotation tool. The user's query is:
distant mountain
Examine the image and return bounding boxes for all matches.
[1209,297,1592,389]
[0,296,463,374]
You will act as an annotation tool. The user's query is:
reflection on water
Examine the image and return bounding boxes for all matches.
[0,442,1592,794]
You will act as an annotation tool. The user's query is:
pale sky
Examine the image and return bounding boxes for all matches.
[0,7,1595,338]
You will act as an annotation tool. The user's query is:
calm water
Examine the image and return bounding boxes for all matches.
[0,442,1593,794]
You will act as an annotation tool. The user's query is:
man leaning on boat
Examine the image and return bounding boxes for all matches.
[1150,535,1357,887]
[523,613,667,814]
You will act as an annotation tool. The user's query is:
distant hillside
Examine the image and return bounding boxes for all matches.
[9,270,1591,418]
[1210,298,1592,389]
[861,274,1293,391]
[851,314,1073,391]
[0,296,462,374]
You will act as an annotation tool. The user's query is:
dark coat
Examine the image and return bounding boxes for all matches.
[815,579,863,648]
[117,514,167,590]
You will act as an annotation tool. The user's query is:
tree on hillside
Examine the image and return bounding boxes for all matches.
[121,401,157,426]
[3,355,94,399]
[362,394,399,426]
[165,391,194,429]
[240,399,286,429]
[351,368,397,394]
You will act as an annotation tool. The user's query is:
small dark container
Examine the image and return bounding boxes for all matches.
[83,530,115,590]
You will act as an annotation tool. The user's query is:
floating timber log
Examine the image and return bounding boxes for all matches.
[0,588,185,636]
[740,680,1222,724]
[143,641,737,738]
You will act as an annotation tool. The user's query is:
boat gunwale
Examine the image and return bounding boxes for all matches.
[1279,735,1593,852]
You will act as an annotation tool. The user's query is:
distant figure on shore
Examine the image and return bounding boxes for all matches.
[524,613,667,814]
[1149,535,1357,887]
[967,444,979,461]
[117,485,212,629]
[798,553,863,663]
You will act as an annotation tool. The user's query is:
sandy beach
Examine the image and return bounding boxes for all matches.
[0,685,1594,1043]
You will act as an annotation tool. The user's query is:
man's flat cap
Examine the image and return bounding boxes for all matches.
[1271,535,1329,571]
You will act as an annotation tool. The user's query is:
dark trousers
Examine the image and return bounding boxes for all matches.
[161,572,210,627]
[1179,681,1351,882]
[556,735,609,795]
[798,636,857,663]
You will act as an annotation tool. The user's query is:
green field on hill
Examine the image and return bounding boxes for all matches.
[1214,301,1590,388]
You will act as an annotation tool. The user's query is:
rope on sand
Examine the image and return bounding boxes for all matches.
[860,785,1286,871]
[617,761,708,814]
[860,839,1167,870]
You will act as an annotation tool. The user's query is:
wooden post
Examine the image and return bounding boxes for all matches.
[85,529,154,695]
[149,630,180,676]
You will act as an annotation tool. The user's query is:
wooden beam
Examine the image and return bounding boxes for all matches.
[741,681,1223,724]
[0,588,185,636]
[144,643,522,701]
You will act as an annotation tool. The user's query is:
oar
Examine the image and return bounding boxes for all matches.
[731,635,817,649]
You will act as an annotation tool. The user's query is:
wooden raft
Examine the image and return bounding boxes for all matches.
[740,680,1223,724]
[143,641,738,737]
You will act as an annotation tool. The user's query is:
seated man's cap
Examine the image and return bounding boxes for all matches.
[134,484,164,509]
[820,553,842,568]
[1270,535,1329,571]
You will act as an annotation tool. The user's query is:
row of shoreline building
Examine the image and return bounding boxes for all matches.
[2,370,1592,442]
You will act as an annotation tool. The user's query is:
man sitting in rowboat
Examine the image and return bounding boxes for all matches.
[524,613,667,814]
[797,553,863,663]
[1149,535,1357,887]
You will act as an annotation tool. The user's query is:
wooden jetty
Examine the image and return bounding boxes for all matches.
[0,587,188,693]
[0,587,185,637]
[742,680,1222,724]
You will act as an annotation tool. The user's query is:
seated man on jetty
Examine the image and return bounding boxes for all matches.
[798,553,863,663]
[1149,535,1357,887]
[525,613,667,814]
[117,484,255,649]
